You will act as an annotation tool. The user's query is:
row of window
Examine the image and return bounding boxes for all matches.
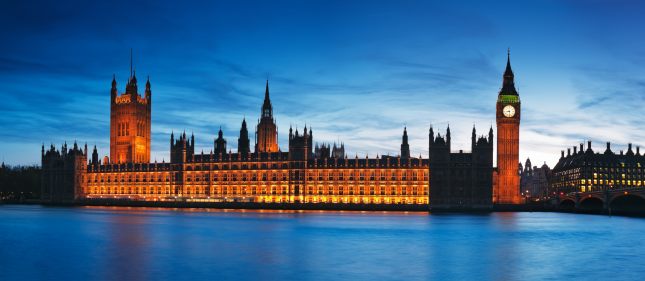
[87,187,428,196]
[90,170,429,183]
[116,121,147,137]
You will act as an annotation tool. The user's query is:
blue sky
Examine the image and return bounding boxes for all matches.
[0,0,644,167]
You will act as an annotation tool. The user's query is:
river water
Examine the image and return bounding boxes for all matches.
[0,205,643,281]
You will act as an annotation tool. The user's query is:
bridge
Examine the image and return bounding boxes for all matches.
[557,187,645,215]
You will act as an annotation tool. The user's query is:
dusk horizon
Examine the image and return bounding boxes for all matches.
[1,0,644,167]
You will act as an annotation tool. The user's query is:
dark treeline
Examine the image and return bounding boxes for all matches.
[0,164,41,201]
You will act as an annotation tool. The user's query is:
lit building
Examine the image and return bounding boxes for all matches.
[58,75,429,204]
[493,51,522,204]
[40,52,519,206]
[550,141,644,195]
[109,53,151,164]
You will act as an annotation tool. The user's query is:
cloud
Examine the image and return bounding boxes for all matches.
[1,0,644,169]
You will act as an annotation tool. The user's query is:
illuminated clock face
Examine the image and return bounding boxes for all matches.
[503,105,515,117]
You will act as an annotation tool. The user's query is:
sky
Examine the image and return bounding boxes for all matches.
[0,0,644,167]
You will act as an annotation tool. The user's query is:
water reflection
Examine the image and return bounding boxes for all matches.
[0,205,644,281]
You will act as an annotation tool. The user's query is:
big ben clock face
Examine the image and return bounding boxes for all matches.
[503,105,515,117]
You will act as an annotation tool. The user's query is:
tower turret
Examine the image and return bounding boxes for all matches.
[214,127,227,154]
[111,74,117,102]
[91,145,99,165]
[145,76,152,106]
[401,127,410,159]
[446,125,451,151]
[238,118,250,156]
[471,126,476,151]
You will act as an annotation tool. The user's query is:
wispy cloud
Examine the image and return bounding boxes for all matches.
[1,0,644,168]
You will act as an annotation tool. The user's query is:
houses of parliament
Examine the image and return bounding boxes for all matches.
[41,52,523,208]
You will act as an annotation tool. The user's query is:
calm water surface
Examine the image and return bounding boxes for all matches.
[0,205,644,281]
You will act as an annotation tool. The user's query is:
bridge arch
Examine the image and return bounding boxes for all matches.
[559,199,575,210]
[579,196,604,211]
[609,194,645,214]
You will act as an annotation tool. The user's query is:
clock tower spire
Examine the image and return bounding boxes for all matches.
[494,50,521,204]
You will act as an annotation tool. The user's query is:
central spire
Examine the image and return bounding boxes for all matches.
[256,80,279,153]
[500,49,518,96]
[262,80,273,118]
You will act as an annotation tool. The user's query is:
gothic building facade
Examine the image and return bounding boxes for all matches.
[69,77,429,204]
[429,126,494,209]
[41,142,87,202]
[41,53,521,207]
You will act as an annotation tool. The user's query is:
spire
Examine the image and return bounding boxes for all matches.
[500,49,518,96]
[111,74,118,101]
[265,79,270,101]
[218,126,223,138]
[401,126,410,159]
[402,126,408,144]
[238,118,250,155]
[446,125,451,150]
[261,80,273,118]
[504,48,513,77]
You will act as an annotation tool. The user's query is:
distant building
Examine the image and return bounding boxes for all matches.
[550,141,644,195]
[519,158,551,201]
[314,143,346,159]
[429,126,494,209]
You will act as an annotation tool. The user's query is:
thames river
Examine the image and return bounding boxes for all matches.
[0,205,644,281]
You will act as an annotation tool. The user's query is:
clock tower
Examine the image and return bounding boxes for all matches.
[494,51,521,204]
